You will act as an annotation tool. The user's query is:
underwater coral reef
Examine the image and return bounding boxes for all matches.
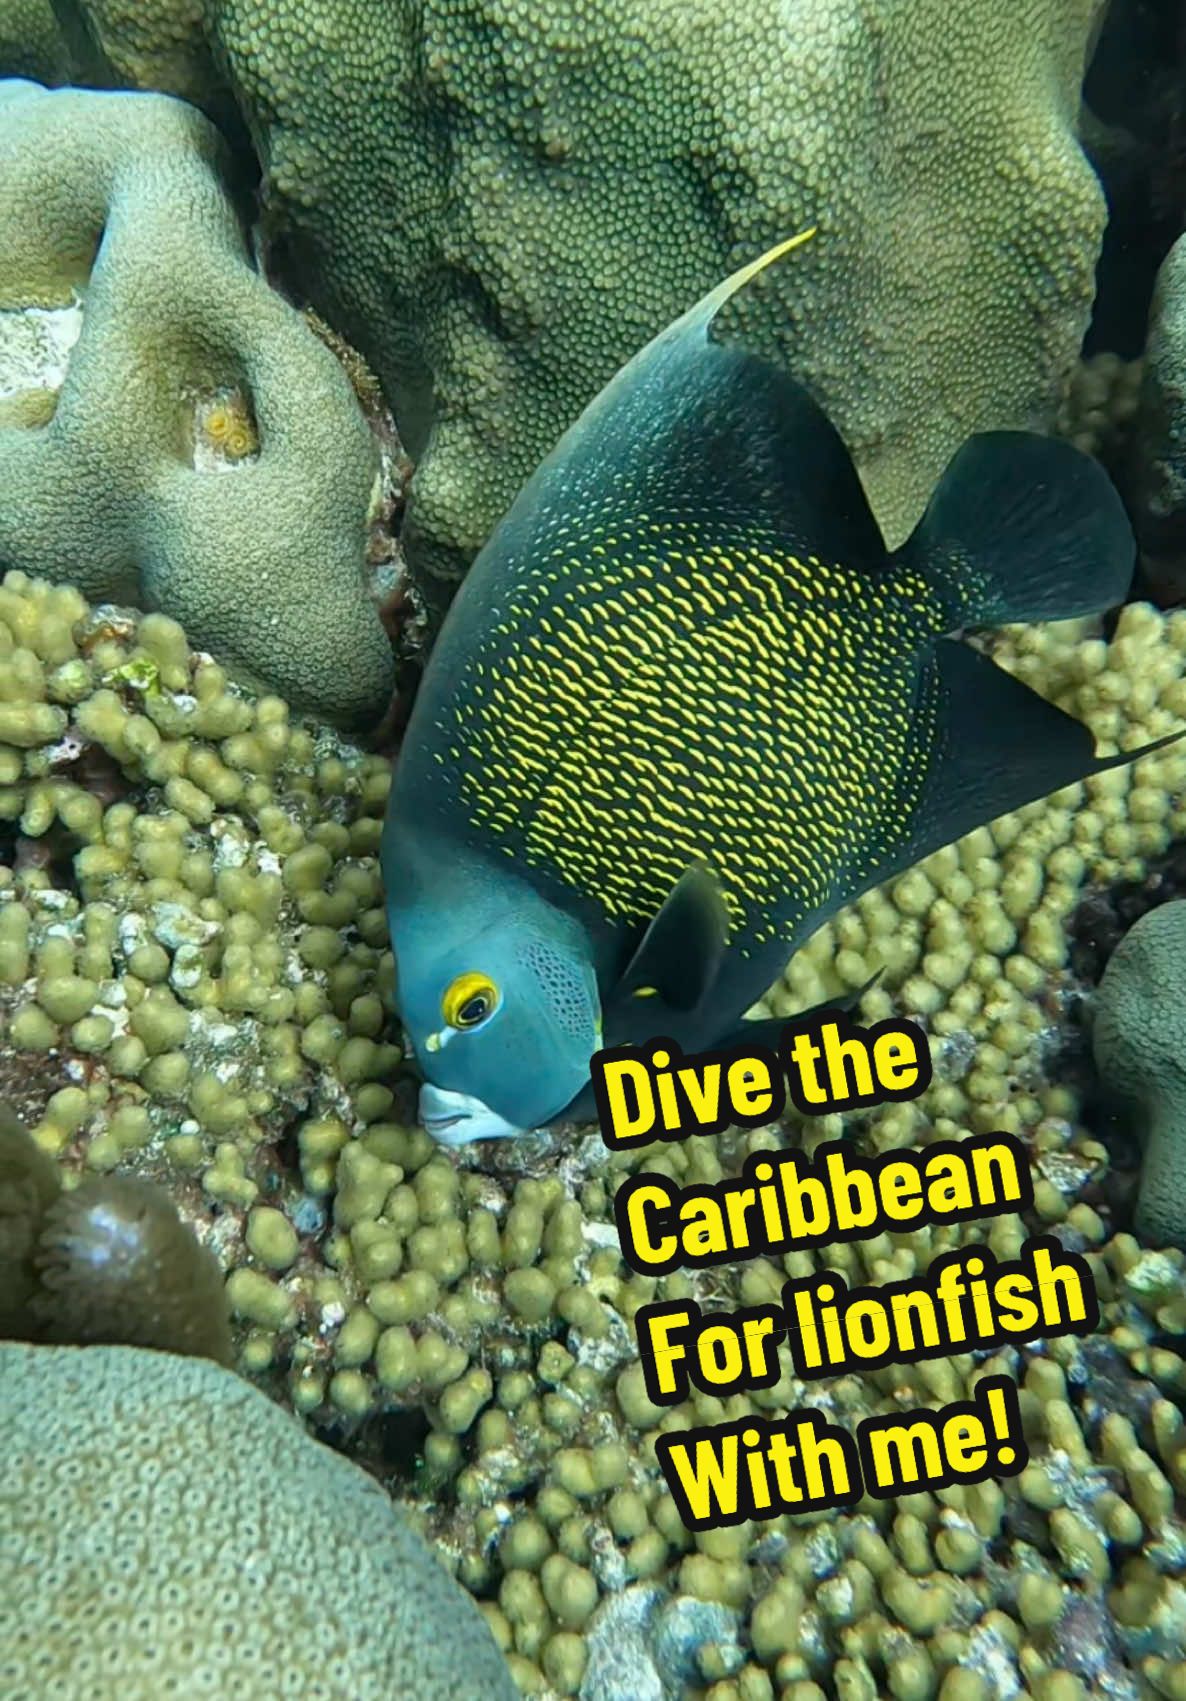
[0,0,1114,601]
[3,2,1186,1699]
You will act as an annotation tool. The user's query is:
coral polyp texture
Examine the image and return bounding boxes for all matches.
[0,77,394,728]
[0,0,62,81]
[1093,900,1186,1253]
[1126,232,1186,602]
[0,1342,519,1699]
[0,0,1109,598]
[4,568,1186,1695]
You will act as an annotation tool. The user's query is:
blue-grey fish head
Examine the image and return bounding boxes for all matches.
[389,897,603,1146]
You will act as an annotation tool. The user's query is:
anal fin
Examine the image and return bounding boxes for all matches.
[862,636,1183,894]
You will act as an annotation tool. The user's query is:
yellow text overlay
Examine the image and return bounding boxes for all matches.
[655,1376,1025,1529]
[634,1235,1097,1405]
[615,1132,1030,1274]
[592,1011,930,1149]
[602,1018,1100,1533]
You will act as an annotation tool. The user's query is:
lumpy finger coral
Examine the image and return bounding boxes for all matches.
[1092,897,1186,1250]
[0,569,401,1202]
[0,76,395,728]
[0,1342,519,1699]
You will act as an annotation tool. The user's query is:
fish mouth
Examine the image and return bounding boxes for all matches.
[418,1083,529,1146]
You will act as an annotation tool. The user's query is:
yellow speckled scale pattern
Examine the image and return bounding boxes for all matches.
[433,505,946,947]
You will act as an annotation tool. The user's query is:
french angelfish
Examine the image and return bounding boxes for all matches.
[382,230,1174,1145]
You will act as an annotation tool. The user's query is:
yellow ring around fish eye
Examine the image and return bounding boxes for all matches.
[442,971,499,1030]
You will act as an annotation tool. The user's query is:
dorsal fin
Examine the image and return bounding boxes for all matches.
[467,228,890,587]
[683,229,820,335]
[893,430,1137,632]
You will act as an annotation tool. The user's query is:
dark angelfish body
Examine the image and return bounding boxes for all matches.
[382,232,1175,1144]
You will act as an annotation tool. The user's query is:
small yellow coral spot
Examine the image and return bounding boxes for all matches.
[197,391,259,463]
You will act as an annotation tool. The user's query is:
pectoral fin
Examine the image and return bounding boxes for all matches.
[613,865,731,1013]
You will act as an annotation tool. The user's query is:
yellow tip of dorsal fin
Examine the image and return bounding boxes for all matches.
[698,225,818,330]
[731,227,819,293]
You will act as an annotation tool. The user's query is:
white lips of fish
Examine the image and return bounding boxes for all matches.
[418,1082,529,1146]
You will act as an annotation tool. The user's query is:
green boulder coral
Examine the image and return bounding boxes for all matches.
[1,0,1110,600]
[0,77,394,728]
[1093,898,1186,1251]
[0,1342,518,1699]
[1126,232,1186,602]
[0,0,63,80]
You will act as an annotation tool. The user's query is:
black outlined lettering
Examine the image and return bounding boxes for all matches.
[780,1237,1099,1378]
[592,1036,784,1148]
[632,1238,1098,1402]
[652,1377,1029,1531]
[633,1297,784,1405]
[614,1133,1032,1275]
[608,1021,1095,1532]
[592,1011,932,1150]
[856,1376,1027,1499]
[655,1409,862,1529]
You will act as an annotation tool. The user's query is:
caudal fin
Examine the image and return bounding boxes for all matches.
[895,431,1136,631]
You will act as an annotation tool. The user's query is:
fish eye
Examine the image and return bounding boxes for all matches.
[442,972,499,1030]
